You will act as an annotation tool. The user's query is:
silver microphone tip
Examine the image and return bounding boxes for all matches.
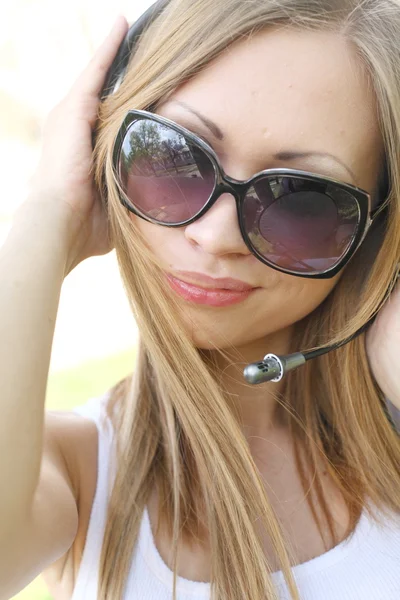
[243,356,282,385]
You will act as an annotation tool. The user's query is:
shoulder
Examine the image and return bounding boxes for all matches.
[41,397,109,597]
[45,409,99,497]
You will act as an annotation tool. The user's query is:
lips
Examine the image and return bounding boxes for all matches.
[170,270,256,292]
[164,270,260,308]
[165,274,258,307]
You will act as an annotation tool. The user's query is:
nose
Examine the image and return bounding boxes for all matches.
[184,192,251,258]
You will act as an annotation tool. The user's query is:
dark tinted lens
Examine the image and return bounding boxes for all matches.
[243,176,360,273]
[118,118,215,223]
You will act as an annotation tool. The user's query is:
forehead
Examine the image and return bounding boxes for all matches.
[162,27,382,189]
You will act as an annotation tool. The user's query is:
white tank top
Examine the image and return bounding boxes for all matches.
[71,392,400,600]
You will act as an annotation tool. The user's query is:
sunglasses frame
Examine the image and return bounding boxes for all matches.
[112,109,382,279]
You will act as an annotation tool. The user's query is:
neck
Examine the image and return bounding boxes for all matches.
[207,325,294,438]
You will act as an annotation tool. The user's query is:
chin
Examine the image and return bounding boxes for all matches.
[177,310,262,351]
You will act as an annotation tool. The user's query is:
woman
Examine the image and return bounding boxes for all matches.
[2,1,400,599]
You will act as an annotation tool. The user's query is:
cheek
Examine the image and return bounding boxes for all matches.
[271,275,340,325]
[130,215,182,260]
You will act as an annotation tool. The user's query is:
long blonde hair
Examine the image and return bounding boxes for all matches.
[92,1,400,598]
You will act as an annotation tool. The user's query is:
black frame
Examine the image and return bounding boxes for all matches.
[112,109,382,280]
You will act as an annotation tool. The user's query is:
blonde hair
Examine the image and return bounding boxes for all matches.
[92,1,400,598]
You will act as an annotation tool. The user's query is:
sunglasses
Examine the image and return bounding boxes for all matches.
[112,109,382,279]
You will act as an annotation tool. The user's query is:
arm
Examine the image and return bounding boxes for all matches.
[0,15,129,596]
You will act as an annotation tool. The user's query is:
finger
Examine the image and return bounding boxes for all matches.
[70,15,130,99]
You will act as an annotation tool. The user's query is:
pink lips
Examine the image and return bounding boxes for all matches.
[165,271,259,307]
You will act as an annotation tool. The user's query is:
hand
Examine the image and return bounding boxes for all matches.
[26,15,129,274]
[365,275,400,411]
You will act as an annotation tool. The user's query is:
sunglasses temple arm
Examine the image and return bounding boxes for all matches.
[243,318,374,385]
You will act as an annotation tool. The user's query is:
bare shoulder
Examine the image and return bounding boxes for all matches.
[40,407,100,600]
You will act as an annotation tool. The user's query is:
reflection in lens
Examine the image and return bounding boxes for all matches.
[118,119,215,223]
[243,176,360,273]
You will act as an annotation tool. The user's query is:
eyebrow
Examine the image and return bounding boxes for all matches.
[170,99,357,183]
[172,100,225,140]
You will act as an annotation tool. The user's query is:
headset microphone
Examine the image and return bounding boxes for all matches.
[244,263,400,385]
[243,318,373,384]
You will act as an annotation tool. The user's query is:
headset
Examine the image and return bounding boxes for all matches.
[98,0,399,432]
[101,1,169,101]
